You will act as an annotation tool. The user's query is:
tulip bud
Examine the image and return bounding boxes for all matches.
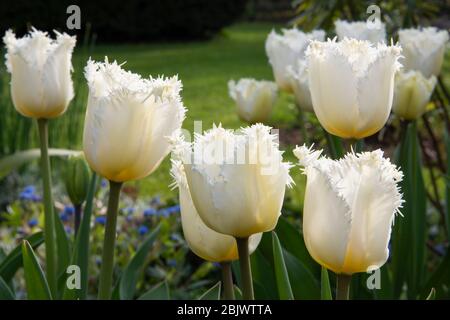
[335,20,386,44]
[174,124,292,238]
[3,28,76,119]
[82,58,186,182]
[64,154,91,206]
[306,38,402,139]
[170,157,262,262]
[294,145,404,274]
[392,70,437,120]
[265,28,325,92]
[287,61,314,112]
[228,78,277,124]
[399,27,449,78]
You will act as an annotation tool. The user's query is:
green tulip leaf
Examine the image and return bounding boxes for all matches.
[426,288,436,300]
[119,224,161,300]
[198,281,221,300]
[0,276,15,300]
[272,232,294,300]
[138,281,170,300]
[320,267,332,300]
[63,173,97,300]
[22,240,52,300]
[0,232,44,282]
[0,148,82,180]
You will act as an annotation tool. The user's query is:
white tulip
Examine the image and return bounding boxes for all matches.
[176,124,292,238]
[265,28,325,92]
[3,28,76,119]
[228,78,277,123]
[306,38,402,139]
[286,60,314,112]
[393,70,437,120]
[334,20,386,43]
[170,154,262,262]
[83,58,186,182]
[294,145,404,274]
[398,27,449,78]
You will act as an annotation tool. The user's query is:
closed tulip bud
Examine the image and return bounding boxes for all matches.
[170,156,262,262]
[83,58,186,182]
[393,70,437,120]
[176,124,292,238]
[335,20,386,43]
[265,28,325,92]
[287,61,314,112]
[228,78,277,124]
[3,28,76,119]
[64,154,91,206]
[306,38,402,139]
[294,145,404,274]
[399,27,449,78]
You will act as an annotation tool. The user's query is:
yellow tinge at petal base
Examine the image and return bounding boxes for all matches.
[82,58,186,182]
[3,28,76,119]
[306,38,402,139]
[294,145,404,274]
[171,158,262,262]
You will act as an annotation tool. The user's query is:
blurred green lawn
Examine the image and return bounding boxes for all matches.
[74,22,303,203]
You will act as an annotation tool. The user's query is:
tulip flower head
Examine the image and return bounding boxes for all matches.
[286,60,314,112]
[398,27,449,78]
[170,145,262,262]
[265,28,325,92]
[83,58,186,182]
[306,38,402,139]
[294,145,404,275]
[174,124,292,238]
[393,70,437,120]
[335,20,386,44]
[3,28,76,118]
[228,78,277,123]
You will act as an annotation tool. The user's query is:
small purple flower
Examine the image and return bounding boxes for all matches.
[96,216,107,225]
[123,207,135,215]
[65,226,73,234]
[19,185,41,202]
[64,206,75,216]
[60,212,70,222]
[167,205,180,214]
[101,179,108,188]
[96,257,102,266]
[126,215,134,222]
[212,262,221,268]
[28,218,38,228]
[23,185,36,194]
[138,225,149,235]
[167,259,177,267]
[157,209,170,217]
[170,233,182,242]
[143,208,157,217]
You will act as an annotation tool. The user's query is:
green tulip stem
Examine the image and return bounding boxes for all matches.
[74,203,82,237]
[37,118,57,296]
[221,261,235,300]
[236,237,254,300]
[336,273,352,300]
[98,180,123,300]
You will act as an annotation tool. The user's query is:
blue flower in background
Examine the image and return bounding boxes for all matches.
[64,206,75,216]
[19,185,39,201]
[123,206,135,215]
[212,262,221,269]
[170,233,182,242]
[96,216,107,225]
[167,259,177,267]
[157,209,170,217]
[167,205,180,214]
[65,226,73,234]
[126,215,134,222]
[101,179,108,188]
[60,212,70,222]
[143,208,157,217]
[138,225,149,235]
[28,218,38,228]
